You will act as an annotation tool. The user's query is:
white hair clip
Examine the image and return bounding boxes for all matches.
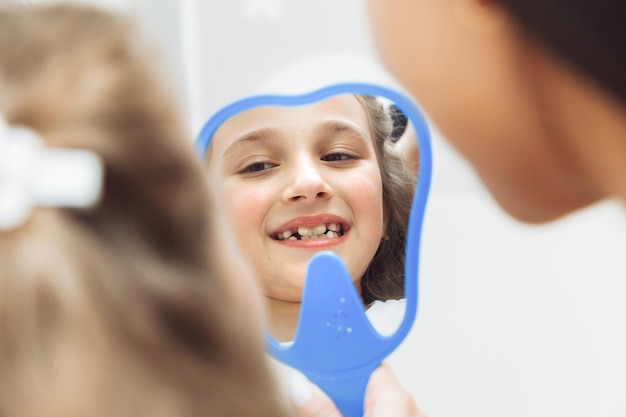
[0,114,103,231]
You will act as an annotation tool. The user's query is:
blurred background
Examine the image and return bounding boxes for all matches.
[19,1,626,416]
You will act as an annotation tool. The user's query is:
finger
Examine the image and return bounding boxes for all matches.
[364,364,426,417]
[288,372,342,417]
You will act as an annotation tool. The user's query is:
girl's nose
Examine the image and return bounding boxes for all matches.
[282,158,333,203]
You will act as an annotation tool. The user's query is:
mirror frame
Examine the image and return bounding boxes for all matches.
[196,82,432,415]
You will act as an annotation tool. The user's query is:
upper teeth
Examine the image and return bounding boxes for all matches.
[275,223,343,241]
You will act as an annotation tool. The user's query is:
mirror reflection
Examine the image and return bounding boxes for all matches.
[204,93,418,342]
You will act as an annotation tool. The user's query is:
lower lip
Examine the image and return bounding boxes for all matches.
[272,232,348,248]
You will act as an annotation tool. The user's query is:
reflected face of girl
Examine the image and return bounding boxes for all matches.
[207,95,385,302]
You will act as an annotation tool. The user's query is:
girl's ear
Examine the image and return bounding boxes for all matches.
[451,0,508,34]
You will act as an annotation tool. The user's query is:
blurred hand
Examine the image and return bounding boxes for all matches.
[288,371,341,417]
[290,364,425,417]
[364,364,425,417]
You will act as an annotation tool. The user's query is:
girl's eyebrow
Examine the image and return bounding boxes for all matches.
[222,120,369,160]
[222,127,277,160]
[313,120,370,144]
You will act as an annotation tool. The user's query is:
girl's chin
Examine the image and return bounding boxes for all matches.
[264,292,305,304]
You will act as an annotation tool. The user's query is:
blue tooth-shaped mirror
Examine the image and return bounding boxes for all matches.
[196,82,432,417]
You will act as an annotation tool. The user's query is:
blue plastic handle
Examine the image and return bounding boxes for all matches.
[196,83,432,416]
[283,252,391,416]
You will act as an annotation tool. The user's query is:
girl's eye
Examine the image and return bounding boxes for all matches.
[322,152,356,162]
[240,162,275,174]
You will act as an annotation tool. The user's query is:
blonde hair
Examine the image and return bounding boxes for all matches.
[0,4,289,416]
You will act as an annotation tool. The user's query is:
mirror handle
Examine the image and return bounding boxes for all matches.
[268,252,397,416]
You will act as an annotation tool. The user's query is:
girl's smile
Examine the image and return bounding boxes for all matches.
[270,213,349,248]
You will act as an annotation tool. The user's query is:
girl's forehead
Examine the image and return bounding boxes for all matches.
[211,94,370,152]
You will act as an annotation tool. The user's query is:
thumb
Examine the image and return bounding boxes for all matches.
[288,372,342,417]
[364,364,426,417]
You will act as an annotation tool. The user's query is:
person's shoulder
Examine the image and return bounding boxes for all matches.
[366,299,407,336]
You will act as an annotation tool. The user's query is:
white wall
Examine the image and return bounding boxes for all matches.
[180,0,380,134]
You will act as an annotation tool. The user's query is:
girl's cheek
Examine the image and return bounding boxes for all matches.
[229,189,268,217]
[224,187,271,238]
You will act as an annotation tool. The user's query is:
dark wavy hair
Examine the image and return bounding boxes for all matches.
[355,95,416,305]
[501,0,626,105]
